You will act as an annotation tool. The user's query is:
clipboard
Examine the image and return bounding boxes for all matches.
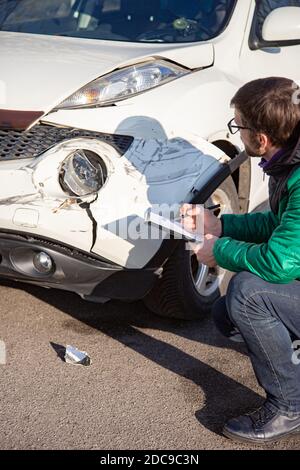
[144,208,203,244]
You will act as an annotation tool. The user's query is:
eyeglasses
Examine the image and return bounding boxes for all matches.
[227,118,253,135]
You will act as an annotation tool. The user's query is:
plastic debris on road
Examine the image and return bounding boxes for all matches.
[65,345,91,366]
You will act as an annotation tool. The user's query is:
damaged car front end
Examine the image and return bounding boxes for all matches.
[0,117,242,306]
[0,0,249,319]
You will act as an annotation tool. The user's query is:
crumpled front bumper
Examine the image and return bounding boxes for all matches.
[0,122,231,268]
[0,121,246,299]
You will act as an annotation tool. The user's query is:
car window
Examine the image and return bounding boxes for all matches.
[255,0,300,38]
[0,0,75,24]
[0,0,237,43]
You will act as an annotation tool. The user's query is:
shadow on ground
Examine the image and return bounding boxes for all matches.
[1,279,264,437]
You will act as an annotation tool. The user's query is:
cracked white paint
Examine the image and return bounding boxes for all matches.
[124,134,225,186]
[89,132,225,267]
[0,133,225,268]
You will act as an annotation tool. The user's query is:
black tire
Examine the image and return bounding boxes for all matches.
[143,176,240,320]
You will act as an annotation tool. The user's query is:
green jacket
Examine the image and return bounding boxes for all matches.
[213,166,300,284]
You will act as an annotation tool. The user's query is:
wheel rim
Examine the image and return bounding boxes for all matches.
[190,188,233,297]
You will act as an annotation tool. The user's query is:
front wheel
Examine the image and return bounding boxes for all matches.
[143,177,240,320]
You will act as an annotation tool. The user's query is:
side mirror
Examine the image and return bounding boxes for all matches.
[262,6,300,42]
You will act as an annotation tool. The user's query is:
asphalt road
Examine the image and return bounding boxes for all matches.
[0,279,299,451]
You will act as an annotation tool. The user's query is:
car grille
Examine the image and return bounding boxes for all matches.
[0,124,134,160]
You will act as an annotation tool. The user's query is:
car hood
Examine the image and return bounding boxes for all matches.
[0,31,214,114]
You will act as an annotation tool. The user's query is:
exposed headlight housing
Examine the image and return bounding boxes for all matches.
[56,59,189,109]
[59,149,107,197]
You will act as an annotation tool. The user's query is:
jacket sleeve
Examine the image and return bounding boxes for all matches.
[221,211,279,243]
[213,183,300,284]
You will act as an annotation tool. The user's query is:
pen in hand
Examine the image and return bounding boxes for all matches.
[180,204,221,219]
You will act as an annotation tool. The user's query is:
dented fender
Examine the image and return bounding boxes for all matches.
[0,133,230,268]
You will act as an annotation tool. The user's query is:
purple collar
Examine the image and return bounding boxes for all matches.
[259,148,285,171]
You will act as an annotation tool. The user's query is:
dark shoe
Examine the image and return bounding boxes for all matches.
[223,402,300,444]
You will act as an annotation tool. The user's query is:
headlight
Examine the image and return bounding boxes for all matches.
[59,150,107,197]
[56,60,189,109]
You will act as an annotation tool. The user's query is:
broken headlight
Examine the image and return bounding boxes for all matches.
[59,150,107,197]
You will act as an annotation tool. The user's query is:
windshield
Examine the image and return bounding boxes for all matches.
[0,0,236,43]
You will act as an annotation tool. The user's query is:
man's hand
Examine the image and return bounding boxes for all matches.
[180,204,222,238]
[190,234,218,268]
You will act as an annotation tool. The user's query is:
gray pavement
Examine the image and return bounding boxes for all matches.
[0,279,299,450]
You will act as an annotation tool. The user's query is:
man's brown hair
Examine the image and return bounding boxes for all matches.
[231,77,300,147]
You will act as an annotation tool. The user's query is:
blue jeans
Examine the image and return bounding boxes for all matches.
[212,271,300,416]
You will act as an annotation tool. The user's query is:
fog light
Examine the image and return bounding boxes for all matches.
[33,252,53,274]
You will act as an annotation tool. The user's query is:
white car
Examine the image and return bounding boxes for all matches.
[0,0,299,319]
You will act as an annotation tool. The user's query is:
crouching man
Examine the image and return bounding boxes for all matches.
[181,77,300,444]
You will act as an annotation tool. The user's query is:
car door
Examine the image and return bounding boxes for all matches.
[240,0,300,81]
[237,0,300,210]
